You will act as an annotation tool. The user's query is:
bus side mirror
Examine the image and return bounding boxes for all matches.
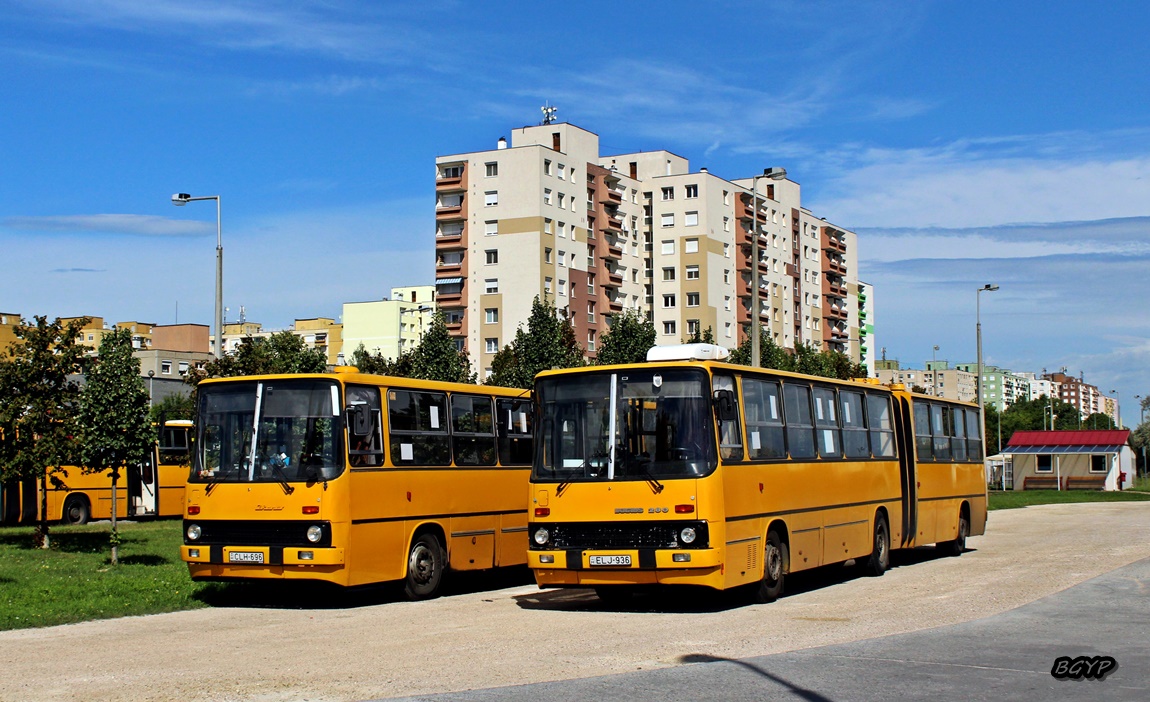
[713,390,737,421]
[346,405,371,438]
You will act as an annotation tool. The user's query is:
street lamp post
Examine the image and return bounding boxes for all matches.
[172,193,223,359]
[1109,389,1120,429]
[976,284,999,457]
[148,369,155,407]
[932,344,940,396]
[749,167,787,368]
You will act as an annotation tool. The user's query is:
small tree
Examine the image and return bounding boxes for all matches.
[596,309,656,366]
[349,343,414,377]
[148,392,195,425]
[488,297,583,388]
[77,328,153,565]
[409,311,474,384]
[0,316,88,549]
[729,328,794,371]
[193,331,327,381]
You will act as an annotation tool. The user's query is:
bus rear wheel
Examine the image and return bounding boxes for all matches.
[939,511,968,557]
[863,513,890,577]
[62,496,90,526]
[753,530,787,603]
[404,533,445,600]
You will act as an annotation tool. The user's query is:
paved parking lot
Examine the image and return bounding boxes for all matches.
[2,502,1149,702]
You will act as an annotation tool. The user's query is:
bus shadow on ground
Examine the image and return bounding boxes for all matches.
[513,545,970,614]
[193,564,536,610]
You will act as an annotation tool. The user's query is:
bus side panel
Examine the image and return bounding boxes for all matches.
[156,463,189,518]
[496,511,527,567]
[448,515,496,571]
[347,471,408,587]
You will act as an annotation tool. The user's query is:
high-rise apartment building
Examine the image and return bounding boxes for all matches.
[435,121,864,377]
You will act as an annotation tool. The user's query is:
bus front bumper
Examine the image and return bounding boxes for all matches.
[528,547,722,588]
[181,545,345,567]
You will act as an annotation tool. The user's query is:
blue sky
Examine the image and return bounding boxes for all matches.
[2,1,1149,422]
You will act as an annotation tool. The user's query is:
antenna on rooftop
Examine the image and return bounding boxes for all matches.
[541,102,558,125]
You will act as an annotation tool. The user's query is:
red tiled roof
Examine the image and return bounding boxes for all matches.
[1006,430,1130,448]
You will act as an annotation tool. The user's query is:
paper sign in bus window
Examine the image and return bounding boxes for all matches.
[400,443,414,461]
[430,406,440,429]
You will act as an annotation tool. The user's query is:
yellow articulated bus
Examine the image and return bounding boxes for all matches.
[527,344,986,603]
[180,370,533,599]
[0,419,193,526]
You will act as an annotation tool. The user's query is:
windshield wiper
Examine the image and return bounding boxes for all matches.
[268,461,295,495]
[620,452,664,494]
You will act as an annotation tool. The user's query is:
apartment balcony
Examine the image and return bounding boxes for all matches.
[824,306,848,321]
[826,257,847,275]
[608,298,624,313]
[785,263,799,278]
[608,269,624,286]
[435,167,467,193]
[600,189,623,205]
[435,258,464,274]
[435,198,466,220]
[605,214,624,232]
[821,230,847,254]
[822,278,847,299]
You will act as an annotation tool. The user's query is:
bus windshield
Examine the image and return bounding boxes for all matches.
[535,368,716,482]
[192,379,344,483]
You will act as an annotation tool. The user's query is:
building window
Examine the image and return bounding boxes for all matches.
[544,159,552,175]
[544,218,552,234]
[484,220,498,236]
[687,292,700,307]
[544,277,552,293]
[587,245,595,267]
[661,213,674,228]
[685,237,699,253]
[485,249,498,265]
[587,330,596,352]
[723,217,730,233]
[661,187,674,201]
[685,184,698,199]
[558,279,567,296]
[662,267,676,281]
[485,279,499,294]
[485,191,498,206]
[723,269,730,284]
[485,308,498,324]
[663,294,676,308]
[178,361,189,375]
[485,162,498,177]
[543,189,552,205]
[486,338,499,353]
[723,190,730,205]
[558,222,566,238]
[557,164,565,180]
[684,212,699,227]
[558,193,566,208]
[161,360,172,374]
[558,250,567,267]
[545,247,552,263]
[439,165,462,179]
[663,320,676,335]
[588,274,596,293]
[687,320,700,337]
[662,240,675,255]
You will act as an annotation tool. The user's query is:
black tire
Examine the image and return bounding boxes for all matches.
[939,511,969,557]
[863,513,890,577]
[404,533,446,600]
[753,530,787,603]
[594,586,635,606]
[62,496,90,526]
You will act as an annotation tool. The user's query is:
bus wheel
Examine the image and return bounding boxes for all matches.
[404,533,445,600]
[939,511,968,557]
[62,496,90,526]
[754,530,787,603]
[864,513,890,577]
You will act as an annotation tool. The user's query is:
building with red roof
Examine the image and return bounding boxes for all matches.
[1002,430,1133,491]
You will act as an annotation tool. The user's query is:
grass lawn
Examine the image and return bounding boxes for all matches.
[989,488,1150,511]
[0,519,214,631]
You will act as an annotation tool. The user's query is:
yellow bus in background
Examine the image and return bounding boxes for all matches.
[0,419,193,525]
[527,344,986,603]
[180,370,533,599]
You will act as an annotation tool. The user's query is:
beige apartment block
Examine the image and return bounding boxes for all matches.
[435,120,866,376]
[152,324,210,354]
[216,317,344,365]
[0,311,21,354]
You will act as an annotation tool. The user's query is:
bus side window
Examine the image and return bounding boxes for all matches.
[951,407,968,461]
[867,394,895,458]
[931,404,951,461]
[497,399,534,466]
[913,401,933,461]
[742,378,785,460]
[346,385,384,467]
[783,383,816,459]
[840,391,869,458]
[966,408,983,461]
[388,390,450,466]
[712,375,743,461]
[812,386,841,458]
[452,394,496,466]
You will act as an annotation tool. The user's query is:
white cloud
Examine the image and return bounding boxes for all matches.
[3,214,212,237]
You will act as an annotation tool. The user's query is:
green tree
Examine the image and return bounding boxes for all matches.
[596,309,656,365]
[77,329,153,565]
[408,311,474,384]
[148,392,195,425]
[189,330,327,383]
[684,325,716,345]
[488,297,583,388]
[1130,395,1150,477]
[0,316,88,549]
[349,343,414,377]
[729,328,794,372]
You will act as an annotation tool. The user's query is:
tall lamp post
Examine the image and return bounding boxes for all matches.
[749,167,787,367]
[932,344,940,396]
[976,284,999,457]
[1136,394,1146,478]
[172,193,223,359]
[1109,389,1120,429]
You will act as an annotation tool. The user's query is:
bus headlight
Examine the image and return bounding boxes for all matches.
[680,527,697,545]
[533,527,550,546]
[186,523,202,541]
[306,525,323,543]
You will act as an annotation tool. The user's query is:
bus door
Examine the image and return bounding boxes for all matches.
[130,448,159,517]
[893,395,917,547]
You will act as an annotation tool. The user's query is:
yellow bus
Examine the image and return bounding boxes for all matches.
[180,370,533,598]
[0,419,193,526]
[527,344,987,603]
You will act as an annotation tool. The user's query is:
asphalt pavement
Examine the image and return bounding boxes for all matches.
[383,556,1150,702]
